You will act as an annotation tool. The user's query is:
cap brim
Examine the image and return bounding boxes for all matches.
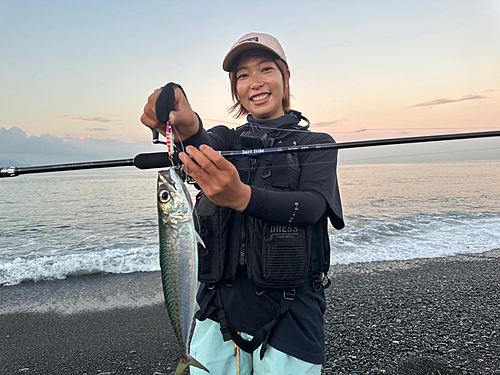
[222,43,280,72]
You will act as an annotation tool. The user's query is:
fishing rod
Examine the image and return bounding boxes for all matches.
[2,130,500,178]
[221,130,500,157]
[0,152,173,178]
[1,83,499,178]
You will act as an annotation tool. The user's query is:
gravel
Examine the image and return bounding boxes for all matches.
[322,250,500,375]
[1,250,498,374]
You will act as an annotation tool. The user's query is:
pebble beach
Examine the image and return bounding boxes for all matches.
[1,250,499,375]
[323,249,500,375]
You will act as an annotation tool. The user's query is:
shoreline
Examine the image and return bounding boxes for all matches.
[1,250,499,374]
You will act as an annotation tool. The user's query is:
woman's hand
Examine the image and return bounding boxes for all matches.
[179,145,251,212]
[140,87,200,141]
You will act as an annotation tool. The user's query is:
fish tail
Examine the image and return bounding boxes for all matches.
[174,354,209,375]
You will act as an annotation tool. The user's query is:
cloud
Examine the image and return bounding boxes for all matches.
[85,128,109,132]
[62,115,123,123]
[0,127,98,157]
[476,88,497,93]
[76,134,91,140]
[407,89,497,109]
[312,118,348,127]
[0,127,157,166]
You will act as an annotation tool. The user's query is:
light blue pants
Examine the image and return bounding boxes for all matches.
[189,319,322,375]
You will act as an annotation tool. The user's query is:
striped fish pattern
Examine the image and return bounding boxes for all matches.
[157,168,208,375]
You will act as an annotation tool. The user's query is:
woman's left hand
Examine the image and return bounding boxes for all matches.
[179,145,251,212]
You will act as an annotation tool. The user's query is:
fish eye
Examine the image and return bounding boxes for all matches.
[159,189,171,203]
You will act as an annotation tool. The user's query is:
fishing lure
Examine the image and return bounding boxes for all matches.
[165,121,174,155]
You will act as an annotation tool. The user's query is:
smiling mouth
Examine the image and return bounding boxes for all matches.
[251,93,270,102]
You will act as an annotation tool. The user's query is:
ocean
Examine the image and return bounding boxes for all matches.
[1,161,499,287]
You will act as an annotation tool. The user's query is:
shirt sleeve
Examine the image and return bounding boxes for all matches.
[177,122,344,229]
[242,187,327,226]
[295,132,344,229]
[174,121,234,150]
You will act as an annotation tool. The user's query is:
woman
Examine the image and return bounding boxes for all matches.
[141,32,344,375]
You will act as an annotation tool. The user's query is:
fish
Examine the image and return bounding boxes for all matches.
[157,168,209,375]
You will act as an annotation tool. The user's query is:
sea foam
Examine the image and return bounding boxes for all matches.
[0,245,160,286]
[329,211,500,265]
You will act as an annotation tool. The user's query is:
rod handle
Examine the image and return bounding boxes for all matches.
[133,152,176,169]
[0,167,18,178]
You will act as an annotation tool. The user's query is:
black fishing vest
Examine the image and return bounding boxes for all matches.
[194,126,331,291]
[193,122,332,358]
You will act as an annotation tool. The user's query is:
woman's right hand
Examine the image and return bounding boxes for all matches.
[179,145,252,212]
[140,86,200,141]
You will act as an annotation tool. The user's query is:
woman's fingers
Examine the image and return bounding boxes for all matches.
[141,103,161,127]
[198,145,231,170]
[141,87,199,140]
[179,149,207,180]
[180,146,214,180]
[167,88,200,140]
[185,145,234,173]
[179,145,251,212]
[141,89,164,134]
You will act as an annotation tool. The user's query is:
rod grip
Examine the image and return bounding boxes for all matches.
[133,152,178,169]
[0,167,18,178]
[156,82,180,124]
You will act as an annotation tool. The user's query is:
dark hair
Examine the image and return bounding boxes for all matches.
[228,51,291,118]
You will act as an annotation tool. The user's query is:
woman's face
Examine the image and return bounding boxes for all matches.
[235,49,287,120]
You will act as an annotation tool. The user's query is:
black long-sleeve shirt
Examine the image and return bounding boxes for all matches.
[177,113,343,364]
[178,120,344,229]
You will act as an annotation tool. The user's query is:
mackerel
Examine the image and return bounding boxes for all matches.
[157,168,208,375]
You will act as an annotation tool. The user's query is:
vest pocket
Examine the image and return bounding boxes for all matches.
[265,242,307,282]
[194,193,231,284]
[309,213,331,275]
[248,219,311,289]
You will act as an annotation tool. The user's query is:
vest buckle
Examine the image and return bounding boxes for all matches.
[283,290,296,301]
[312,277,322,292]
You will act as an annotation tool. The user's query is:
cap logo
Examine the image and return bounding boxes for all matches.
[239,37,258,44]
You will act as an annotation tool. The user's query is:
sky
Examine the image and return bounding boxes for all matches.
[0,0,499,166]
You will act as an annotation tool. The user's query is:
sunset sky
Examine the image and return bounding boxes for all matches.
[1,0,499,165]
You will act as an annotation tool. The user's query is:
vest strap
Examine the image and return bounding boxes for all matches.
[197,286,295,358]
[270,153,289,188]
[195,285,217,321]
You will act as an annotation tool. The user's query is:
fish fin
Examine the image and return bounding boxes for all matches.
[174,354,209,375]
[195,231,206,248]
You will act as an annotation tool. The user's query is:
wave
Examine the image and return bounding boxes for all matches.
[329,211,500,265]
[0,245,160,286]
[2,211,499,286]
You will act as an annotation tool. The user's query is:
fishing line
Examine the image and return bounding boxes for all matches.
[168,117,204,234]
[172,125,187,159]
[353,126,500,131]
[229,145,500,172]
[339,146,500,165]
[206,118,366,134]
[204,118,241,126]
[204,117,499,135]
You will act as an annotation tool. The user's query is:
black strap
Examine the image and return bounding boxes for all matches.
[271,133,301,189]
[270,153,289,188]
[156,82,188,124]
[254,289,295,360]
[197,286,295,359]
[195,285,217,321]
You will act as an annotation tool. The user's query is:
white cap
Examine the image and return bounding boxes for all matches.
[223,32,287,72]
